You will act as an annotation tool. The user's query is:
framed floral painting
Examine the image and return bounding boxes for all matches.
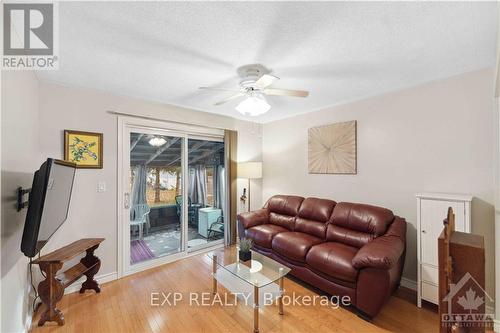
[64,130,103,169]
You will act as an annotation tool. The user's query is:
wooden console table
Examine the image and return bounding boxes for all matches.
[32,238,104,326]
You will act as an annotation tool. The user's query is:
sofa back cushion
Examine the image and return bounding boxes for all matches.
[295,197,336,239]
[327,202,395,248]
[264,195,304,230]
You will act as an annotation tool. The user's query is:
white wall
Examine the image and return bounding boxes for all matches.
[494,7,500,331]
[495,92,499,331]
[36,81,263,277]
[0,78,262,331]
[1,71,40,332]
[262,68,496,306]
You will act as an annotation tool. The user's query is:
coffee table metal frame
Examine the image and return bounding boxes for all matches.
[209,249,289,333]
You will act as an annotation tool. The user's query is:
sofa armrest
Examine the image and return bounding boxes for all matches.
[352,217,406,270]
[237,209,269,230]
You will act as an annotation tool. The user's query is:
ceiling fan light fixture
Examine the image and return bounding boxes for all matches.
[235,93,271,116]
[149,136,167,147]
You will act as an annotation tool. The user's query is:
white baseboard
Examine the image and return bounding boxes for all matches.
[64,271,118,295]
[494,319,500,332]
[25,272,117,332]
[400,277,417,291]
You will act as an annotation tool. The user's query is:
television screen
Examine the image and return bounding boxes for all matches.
[21,158,76,257]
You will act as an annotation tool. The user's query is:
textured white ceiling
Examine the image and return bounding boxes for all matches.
[37,2,498,123]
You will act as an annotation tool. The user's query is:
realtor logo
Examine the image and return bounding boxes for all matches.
[442,272,494,328]
[2,2,58,70]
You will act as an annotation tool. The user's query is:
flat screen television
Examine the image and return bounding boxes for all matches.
[21,158,76,257]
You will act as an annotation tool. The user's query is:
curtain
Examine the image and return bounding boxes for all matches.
[188,165,207,206]
[130,164,147,219]
[224,130,238,245]
[214,165,225,212]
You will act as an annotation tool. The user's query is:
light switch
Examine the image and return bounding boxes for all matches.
[97,181,106,193]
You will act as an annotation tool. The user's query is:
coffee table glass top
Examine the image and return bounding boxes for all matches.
[207,248,291,288]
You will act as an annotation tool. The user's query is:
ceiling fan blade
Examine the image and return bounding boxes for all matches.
[199,87,241,93]
[214,93,244,106]
[254,74,279,89]
[262,88,309,97]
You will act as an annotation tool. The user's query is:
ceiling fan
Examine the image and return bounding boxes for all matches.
[199,64,309,116]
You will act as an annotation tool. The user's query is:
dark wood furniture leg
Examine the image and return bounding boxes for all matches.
[33,238,105,327]
[38,262,65,326]
[80,244,101,293]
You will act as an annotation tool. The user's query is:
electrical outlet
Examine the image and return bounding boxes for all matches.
[97,181,106,193]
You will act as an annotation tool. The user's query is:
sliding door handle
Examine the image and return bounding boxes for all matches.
[124,193,130,209]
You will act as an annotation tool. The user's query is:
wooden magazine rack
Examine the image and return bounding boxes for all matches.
[32,238,104,326]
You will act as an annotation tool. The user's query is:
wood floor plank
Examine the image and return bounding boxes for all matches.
[31,247,438,333]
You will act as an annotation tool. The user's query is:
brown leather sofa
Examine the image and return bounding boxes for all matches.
[237,195,406,319]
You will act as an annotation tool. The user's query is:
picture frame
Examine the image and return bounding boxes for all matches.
[64,130,103,169]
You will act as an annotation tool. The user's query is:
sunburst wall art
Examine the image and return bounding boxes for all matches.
[308,120,357,174]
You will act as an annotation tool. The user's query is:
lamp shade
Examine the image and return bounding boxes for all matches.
[238,162,262,179]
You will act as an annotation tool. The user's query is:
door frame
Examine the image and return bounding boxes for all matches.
[117,116,225,278]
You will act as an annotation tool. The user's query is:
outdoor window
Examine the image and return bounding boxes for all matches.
[130,167,181,206]
[206,166,214,207]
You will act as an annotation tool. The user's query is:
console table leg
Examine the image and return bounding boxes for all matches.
[80,244,101,293]
[37,262,64,326]
[212,254,218,295]
[278,276,284,315]
[254,284,259,333]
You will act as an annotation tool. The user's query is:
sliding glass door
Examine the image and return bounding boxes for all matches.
[119,118,227,276]
[128,130,185,266]
[187,137,225,251]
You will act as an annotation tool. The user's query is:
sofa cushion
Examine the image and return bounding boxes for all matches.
[269,212,296,230]
[306,242,359,283]
[326,225,375,248]
[272,232,323,263]
[330,202,394,237]
[328,202,395,248]
[294,197,336,239]
[298,197,336,222]
[265,195,304,216]
[245,224,288,249]
[265,195,304,230]
[294,217,328,239]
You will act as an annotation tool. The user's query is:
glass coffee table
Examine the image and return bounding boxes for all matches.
[207,248,291,333]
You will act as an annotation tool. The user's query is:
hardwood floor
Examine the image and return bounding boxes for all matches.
[31,247,438,333]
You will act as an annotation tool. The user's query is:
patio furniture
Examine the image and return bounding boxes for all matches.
[175,195,200,227]
[207,215,224,240]
[198,207,222,238]
[130,204,151,239]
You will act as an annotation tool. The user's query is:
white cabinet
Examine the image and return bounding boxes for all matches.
[198,207,222,238]
[416,193,472,307]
